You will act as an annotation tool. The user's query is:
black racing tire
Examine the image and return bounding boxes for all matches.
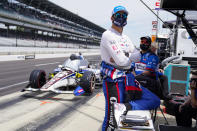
[29,70,46,89]
[79,71,96,94]
[29,70,38,83]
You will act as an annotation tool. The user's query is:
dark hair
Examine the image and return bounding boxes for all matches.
[191,70,197,76]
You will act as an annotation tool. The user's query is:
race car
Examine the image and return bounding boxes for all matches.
[22,54,101,96]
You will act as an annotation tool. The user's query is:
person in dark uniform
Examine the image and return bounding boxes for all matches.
[174,70,197,127]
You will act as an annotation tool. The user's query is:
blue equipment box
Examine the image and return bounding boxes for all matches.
[164,64,190,96]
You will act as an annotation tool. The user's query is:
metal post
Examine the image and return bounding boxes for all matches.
[173,15,180,55]
[156,10,159,41]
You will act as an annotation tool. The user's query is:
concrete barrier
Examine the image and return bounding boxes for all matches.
[0,46,100,62]
[34,52,100,59]
[0,55,25,61]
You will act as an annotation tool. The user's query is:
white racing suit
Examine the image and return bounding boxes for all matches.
[100,28,160,131]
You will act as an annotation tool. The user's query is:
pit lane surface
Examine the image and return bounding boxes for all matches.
[0,55,103,130]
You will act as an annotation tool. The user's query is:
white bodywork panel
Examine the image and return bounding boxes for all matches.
[176,29,197,57]
[41,71,76,91]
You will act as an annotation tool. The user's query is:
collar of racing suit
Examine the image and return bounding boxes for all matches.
[140,49,153,55]
[109,27,122,36]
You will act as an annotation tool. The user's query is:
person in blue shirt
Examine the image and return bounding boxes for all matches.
[132,36,166,99]
[78,52,84,60]
[132,36,159,78]
[174,70,197,127]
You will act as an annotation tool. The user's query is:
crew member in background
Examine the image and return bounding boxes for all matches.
[78,52,84,60]
[174,70,197,127]
[100,6,160,131]
[132,36,161,96]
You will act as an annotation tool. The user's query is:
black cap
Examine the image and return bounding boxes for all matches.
[140,36,152,45]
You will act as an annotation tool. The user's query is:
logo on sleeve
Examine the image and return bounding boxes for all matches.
[112,45,118,50]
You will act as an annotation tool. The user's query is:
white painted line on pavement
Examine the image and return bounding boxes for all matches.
[35,62,60,67]
[0,81,29,91]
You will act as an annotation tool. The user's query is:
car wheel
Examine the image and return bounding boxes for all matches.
[29,70,46,88]
[79,71,96,94]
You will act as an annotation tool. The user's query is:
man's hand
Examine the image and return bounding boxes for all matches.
[159,69,164,73]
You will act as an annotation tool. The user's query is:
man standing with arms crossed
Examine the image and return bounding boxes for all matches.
[100,6,160,131]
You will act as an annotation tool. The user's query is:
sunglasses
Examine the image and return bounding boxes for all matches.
[189,78,197,82]
[114,12,127,19]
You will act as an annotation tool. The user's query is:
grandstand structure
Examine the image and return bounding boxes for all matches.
[0,0,105,49]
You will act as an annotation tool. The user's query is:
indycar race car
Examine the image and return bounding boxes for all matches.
[22,54,101,96]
